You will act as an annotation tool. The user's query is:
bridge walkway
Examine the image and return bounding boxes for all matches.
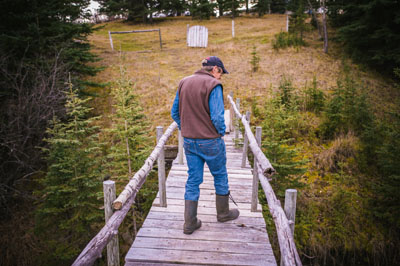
[125,133,277,265]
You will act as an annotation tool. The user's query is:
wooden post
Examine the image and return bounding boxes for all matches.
[241,111,250,168]
[103,181,120,266]
[284,189,297,235]
[232,20,235,38]
[108,31,114,51]
[158,29,162,50]
[178,130,184,165]
[157,126,167,207]
[251,127,262,212]
[235,98,240,141]
[229,92,234,133]
[286,15,289,32]
[281,189,298,266]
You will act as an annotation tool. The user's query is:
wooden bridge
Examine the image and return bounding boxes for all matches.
[73,94,302,266]
[125,133,276,265]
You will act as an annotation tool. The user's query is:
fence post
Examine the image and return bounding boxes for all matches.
[178,130,184,165]
[156,126,167,207]
[280,188,298,266]
[232,20,235,38]
[108,31,114,51]
[251,127,262,212]
[229,92,234,132]
[158,29,162,50]
[284,189,297,235]
[103,180,120,266]
[241,111,251,168]
[234,98,240,141]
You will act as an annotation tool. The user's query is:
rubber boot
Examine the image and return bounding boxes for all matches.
[216,192,240,222]
[183,200,202,234]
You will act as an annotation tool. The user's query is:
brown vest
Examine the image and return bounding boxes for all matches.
[178,69,222,139]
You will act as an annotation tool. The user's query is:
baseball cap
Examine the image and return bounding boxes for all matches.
[202,56,229,74]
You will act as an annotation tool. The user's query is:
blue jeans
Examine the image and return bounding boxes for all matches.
[183,137,229,201]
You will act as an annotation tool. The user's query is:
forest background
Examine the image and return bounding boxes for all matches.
[0,0,399,265]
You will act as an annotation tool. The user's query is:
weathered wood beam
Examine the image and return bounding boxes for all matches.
[113,122,178,210]
[257,163,302,266]
[72,192,135,266]
[227,94,275,176]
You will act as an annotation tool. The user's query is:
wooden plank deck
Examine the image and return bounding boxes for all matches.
[125,133,277,265]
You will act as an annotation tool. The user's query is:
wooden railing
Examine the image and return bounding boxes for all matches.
[72,122,178,266]
[73,92,302,266]
[227,93,302,266]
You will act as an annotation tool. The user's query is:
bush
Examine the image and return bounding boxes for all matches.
[272,32,305,51]
[303,76,325,114]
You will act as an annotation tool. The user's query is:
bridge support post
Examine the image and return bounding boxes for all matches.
[241,111,251,168]
[281,188,298,266]
[178,130,184,165]
[103,180,120,266]
[157,126,167,207]
[251,126,262,212]
[234,98,240,141]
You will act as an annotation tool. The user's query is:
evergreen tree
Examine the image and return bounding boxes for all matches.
[35,78,103,264]
[190,0,215,20]
[105,62,151,182]
[328,0,400,73]
[289,0,307,41]
[261,97,306,198]
[255,0,270,16]
[224,0,244,18]
[320,69,373,139]
[0,0,100,214]
[270,0,287,14]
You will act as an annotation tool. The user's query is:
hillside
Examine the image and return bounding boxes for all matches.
[86,15,400,265]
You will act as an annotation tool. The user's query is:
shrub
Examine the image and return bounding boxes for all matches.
[272,32,305,51]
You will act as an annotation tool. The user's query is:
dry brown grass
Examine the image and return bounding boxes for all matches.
[87,15,398,133]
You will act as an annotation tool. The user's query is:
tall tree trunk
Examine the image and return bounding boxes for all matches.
[306,0,322,39]
[322,0,328,53]
[246,0,249,13]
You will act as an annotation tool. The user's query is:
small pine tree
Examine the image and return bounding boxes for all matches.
[303,76,325,114]
[35,77,103,264]
[105,62,151,183]
[261,97,306,198]
[320,70,373,139]
[250,46,260,72]
[278,76,297,108]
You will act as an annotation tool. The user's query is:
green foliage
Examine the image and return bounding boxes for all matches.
[327,0,400,74]
[289,1,308,41]
[278,76,297,108]
[270,0,287,14]
[272,32,305,50]
[0,0,101,215]
[370,112,400,228]
[34,79,103,264]
[190,0,215,20]
[303,76,325,114]
[320,69,373,139]
[260,82,307,197]
[250,46,260,72]
[254,0,270,16]
[105,60,151,182]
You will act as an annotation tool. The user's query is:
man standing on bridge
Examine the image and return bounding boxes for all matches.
[171,56,240,235]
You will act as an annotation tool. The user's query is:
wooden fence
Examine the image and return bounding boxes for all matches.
[108,29,162,51]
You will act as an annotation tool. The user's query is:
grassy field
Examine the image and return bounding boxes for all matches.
[89,15,398,132]
[89,16,335,129]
